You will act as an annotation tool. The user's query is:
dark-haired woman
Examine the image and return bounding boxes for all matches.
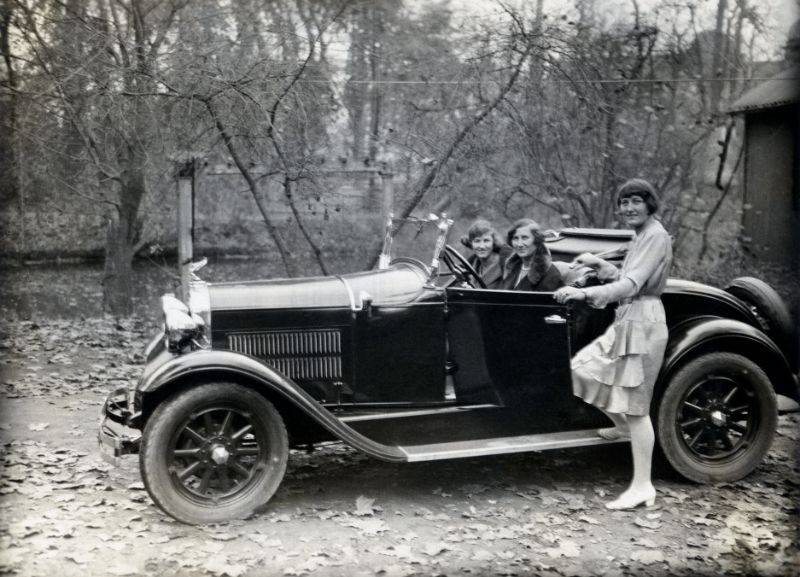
[500,219,564,292]
[553,178,672,510]
[461,219,506,289]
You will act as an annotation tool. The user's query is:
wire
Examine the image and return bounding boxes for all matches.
[295,76,799,85]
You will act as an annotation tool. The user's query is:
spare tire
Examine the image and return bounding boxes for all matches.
[725,277,794,352]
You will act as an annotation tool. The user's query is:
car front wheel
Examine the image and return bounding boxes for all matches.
[656,352,777,483]
[140,382,288,524]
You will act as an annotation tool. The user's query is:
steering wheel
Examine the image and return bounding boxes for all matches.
[442,245,486,289]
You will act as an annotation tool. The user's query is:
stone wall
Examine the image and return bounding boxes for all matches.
[0,163,392,273]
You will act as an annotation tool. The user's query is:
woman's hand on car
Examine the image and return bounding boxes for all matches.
[572,252,603,269]
[553,286,587,304]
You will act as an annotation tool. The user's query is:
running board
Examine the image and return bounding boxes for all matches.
[398,429,628,462]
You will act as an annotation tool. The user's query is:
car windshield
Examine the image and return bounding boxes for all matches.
[378,214,453,278]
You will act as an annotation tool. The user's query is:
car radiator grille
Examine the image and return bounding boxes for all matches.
[226,329,342,380]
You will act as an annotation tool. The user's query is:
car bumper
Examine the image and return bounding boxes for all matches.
[98,387,142,464]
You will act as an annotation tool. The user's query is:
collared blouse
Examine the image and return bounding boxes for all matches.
[583,217,672,309]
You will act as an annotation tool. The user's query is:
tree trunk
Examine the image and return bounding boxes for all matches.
[710,0,729,113]
[0,0,18,203]
[103,216,136,317]
[102,166,145,316]
[365,4,383,208]
[729,0,746,98]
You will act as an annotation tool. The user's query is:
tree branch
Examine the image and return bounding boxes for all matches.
[401,45,532,221]
[698,142,744,261]
[203,97,295,275]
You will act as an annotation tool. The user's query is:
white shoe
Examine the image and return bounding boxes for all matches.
[597,427,629,441]
[605,487,656,510]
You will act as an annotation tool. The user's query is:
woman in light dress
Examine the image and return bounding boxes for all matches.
[553,179,672,510]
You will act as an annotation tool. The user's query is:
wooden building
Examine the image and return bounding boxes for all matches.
[729,64,799,271]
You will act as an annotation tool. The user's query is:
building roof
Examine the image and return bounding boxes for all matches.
[728,64,800,113]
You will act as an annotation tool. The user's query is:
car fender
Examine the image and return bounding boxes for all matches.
[659,316,799,402]
[138,349,407,462]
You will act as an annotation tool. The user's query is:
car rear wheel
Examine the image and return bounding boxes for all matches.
[656,352,777,483]
[140,382,288,524]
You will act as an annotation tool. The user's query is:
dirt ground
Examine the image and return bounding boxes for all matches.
[1,318,798,577]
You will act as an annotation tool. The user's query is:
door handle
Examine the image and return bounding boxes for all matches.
[543,314,567,325]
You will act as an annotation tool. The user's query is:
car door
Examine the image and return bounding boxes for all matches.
[350,288,447,403]
[446,287,588,433]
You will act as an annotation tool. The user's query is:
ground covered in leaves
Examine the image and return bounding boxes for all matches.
[0,319,798,577]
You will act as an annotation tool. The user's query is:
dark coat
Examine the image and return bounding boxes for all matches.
[467,250,507,289]
[500,255,564,292]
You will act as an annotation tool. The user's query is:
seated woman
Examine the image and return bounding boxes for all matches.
[500,219,564,291]
[460,219,506,289]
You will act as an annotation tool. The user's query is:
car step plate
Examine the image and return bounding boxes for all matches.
[399,429,627,462]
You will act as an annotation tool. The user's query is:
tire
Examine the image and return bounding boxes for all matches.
[725,277,794,351]
[140,382,289,524]
[656,352,777,483]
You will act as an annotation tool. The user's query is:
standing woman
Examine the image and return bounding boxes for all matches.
[553,179,672,510]
[501,219,564,292]
[460,219,506,289]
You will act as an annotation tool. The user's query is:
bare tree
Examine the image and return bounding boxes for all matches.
[14,0,188,315]
[0,0,19,204]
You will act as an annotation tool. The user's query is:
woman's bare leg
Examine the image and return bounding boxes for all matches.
[606,414,656,509]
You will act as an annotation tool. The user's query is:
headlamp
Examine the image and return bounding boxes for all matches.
[162,293,206,353]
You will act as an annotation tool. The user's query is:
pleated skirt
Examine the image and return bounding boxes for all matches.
[572,297,668,416]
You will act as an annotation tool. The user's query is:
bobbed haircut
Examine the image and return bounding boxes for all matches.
[460,219,503,252]
[616,178,660,214]
[505,218,543,246]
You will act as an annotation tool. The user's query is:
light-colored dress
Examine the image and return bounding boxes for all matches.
[571,217,673,416]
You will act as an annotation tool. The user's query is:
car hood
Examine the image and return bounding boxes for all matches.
[207,261,430,311]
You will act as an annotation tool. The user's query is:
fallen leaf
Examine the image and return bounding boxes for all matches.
[634,538,659,549]
[248,534,280,547]
[107,563,141,576]
[340,517,387,536]
[354,495,376,516]
[691,516,716,526]
[65,552,91,565]
[210,532,239,541]
[472,549,495,561]
[423,542,448,556]
[634,517,662,530]
[631,550,665,565]
[204,557,248,577]
[381,544,413,559]
[725,512,753,535]
[544,540,581,558]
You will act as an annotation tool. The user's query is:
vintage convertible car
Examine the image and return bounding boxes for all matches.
[99,215,799,524]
